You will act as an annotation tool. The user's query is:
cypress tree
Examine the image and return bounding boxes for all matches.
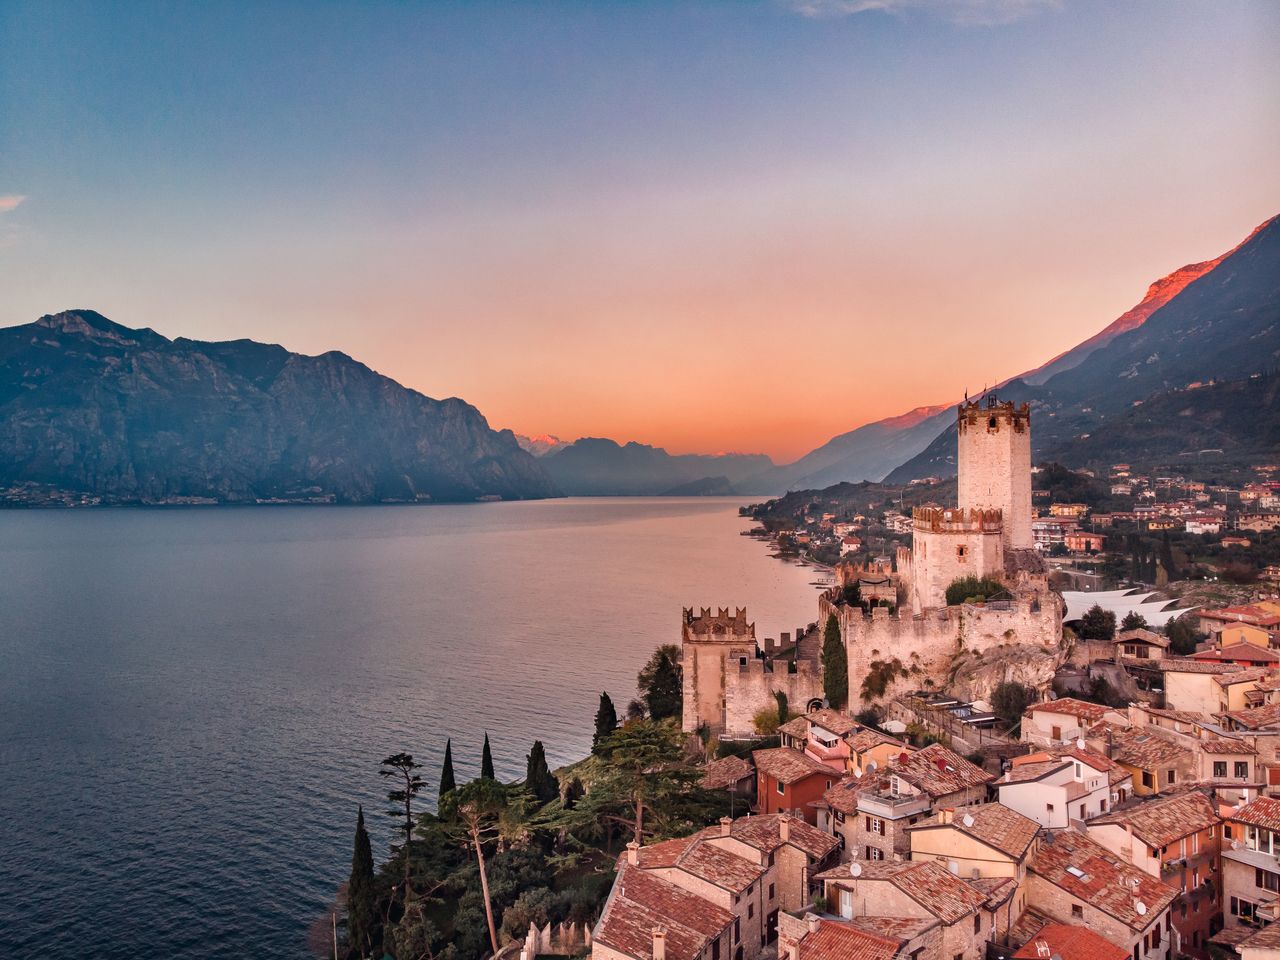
[438,739,456,803]
[821,613,848,709]
[593,692,618,753]
[563,776,585,810]
[646,651,682,721]
[347,806,377,957]
[525,739,559,805]
[481,732,495,780]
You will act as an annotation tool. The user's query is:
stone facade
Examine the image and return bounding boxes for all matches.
[957,397,1033,552]
[909,507,1004,613]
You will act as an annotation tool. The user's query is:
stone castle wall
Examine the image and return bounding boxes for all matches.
[909,507,1004,613]
[722,658,823,740]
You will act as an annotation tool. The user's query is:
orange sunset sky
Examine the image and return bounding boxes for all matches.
[2,2,1278,462]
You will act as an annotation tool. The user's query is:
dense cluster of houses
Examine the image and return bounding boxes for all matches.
[590,605,1280,960]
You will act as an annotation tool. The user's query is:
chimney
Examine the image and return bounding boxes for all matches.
[627,841,640,866]
[779,814,791,842]
[652,929,666,960]
[805,913,820,935]
[720,816,733,837]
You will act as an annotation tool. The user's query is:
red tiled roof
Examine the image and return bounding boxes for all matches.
[633,834,763,894]
[1088,791,1219,848]
[1026,698,1111,723]
[910,803,1039,860]
[891,743,993,798]
[722,813,840,862]
[816,860,987,924]
[1012,923,1128,960]
[595,864,733,960]
[847,728,909,754]
[823,778,868,815]
[1110,730,1192,772]
[754,747,835,785]
[844,916,935,941]
[1197,737,1256,755]
[699,755,754,789]
[1030,831,1176,931]
[1194,643,1280,663]
[793,919,904,960]
[1218,703,1280,730]
[1113,629,1170,648]
[805,709,861,738]
[1231,795,1280,832]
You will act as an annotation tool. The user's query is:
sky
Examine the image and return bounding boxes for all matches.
[1,1,1277,462]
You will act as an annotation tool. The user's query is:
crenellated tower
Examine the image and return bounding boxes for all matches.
[957,396,1032,552]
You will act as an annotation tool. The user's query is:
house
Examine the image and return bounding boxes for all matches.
[1221,796,1280,932]
[996,749,1116,828]
[702,814,841,915]
[700,755,757,813]
[845,728,914,778]
[1115,628,1171,661]
[1222,536,1254,549]
[1011,922,1129,960]
[753,748,837,824]
[1022,698,1118,747]
[1202,607,1280,645]
[592,864,736,960]
[1197,738,1260,801]
[1050,503,1089,518]
[1161,660,1256,715]
[815,859,997,960]
[1223,623,1279,650]
[1026,830,1178,960]
[816,744,991,865]
[1086,791,1222,958]
[1194,645,1280,670]
[906,802,1040,883]
[775,913,908,960]
[1107,727,1196,797]
[839,536,863,556]
[1065,531,1106,554]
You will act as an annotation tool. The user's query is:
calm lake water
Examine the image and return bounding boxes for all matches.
[0,498,822,959]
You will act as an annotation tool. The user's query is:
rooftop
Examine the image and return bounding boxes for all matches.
[753,747,836,785]
[1012,923,1129,960]
[1195,643,1280,664]
[634,835,763,894]
[788,918,904,960]
[823,778,868,815]
[1030,830,1177,930]
[595,864,733,960]
[909,802,1040,860]
[1110,730,1192,771]
[1088,791,1219,848]
[1230,795,1280,832]
[718,813,839,862]
[815,860,988,925]
[805,709,861,738]
[1113,628,1170,648]
[699,755,754,790]
[1218,702,1280,731]
[1026,698,1112,723]
[891,743,993,798]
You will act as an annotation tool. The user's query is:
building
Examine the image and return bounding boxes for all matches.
[906,802,1040,883]
[1026,830,1178,960]
[775,913,907,960]
[593,864,736,960]
[700,755,757,813]
[1222,796,1280,932]
[1115,628,1171,661]
[1011,922,1129,960]
[1107,728,1196,797]
[1064,531,1106,554]
[776,709,862,774]
[996,749,1116,828]
[753,748,838,824]
[1086,791,1222,958]
[1021,698,1118,747]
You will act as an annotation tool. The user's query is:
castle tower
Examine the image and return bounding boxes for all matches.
[680,607,757,734]
[957,396,1032,552]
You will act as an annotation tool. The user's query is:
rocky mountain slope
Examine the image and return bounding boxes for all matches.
[0,311,561,504]
[885,213,1280,481]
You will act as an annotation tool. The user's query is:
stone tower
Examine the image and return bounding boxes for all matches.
[957,396,1032,551]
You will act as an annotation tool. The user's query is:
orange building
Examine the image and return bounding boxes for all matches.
[752,748,836,825]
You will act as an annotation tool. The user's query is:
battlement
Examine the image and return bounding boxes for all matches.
[912,506,1003,533]
[957,395,1030,433]
[682,605,755,641]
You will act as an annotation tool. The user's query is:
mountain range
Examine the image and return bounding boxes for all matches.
[0,311,559,504]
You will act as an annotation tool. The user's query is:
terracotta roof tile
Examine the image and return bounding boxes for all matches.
[847,728,910,754]
[792,919,904,960]
[805,709,861,738]
[967,876,1017,908]
[595,864,733,960]
[1240,923,1280,950]
[1231,796,1280,832]
[891,743,993,798]
[909,802,1039,860]
[1000,760,1070,785]
[753,747,836,785]
[1195,644,1280,664]
[1113,629,1170,648]
[824,778,870,815]
[1219,703,1280,730]
[777,716,812,740]
[1012,923,1128,960]
[725,813,840,862]
[1030,831,1177,931]
[1026,698,1112,723]
[1110,730,1192,771]
[700,755,754,790]
[1197,737,1256,756]
[1155,658,1242,675]
[1088,792,1219,848]
[816,860,987,924]
[843,916,935,941]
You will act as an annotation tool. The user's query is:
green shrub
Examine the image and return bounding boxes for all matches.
[944,576,1007,605]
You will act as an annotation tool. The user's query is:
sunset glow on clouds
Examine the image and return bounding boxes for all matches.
[1,1,1277,461]
[0,196,25,213]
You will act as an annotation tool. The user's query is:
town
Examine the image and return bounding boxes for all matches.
[342,395,1280,960]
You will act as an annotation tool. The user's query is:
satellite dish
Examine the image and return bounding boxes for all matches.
[850,862,862,877]
[867,760,878,772]
[854,769,863,779]
[962,814,975,828]
[1075,738,1086,750]
[1135,901,1147,916]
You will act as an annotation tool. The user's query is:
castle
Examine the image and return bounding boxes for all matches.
[682,396,1063,738]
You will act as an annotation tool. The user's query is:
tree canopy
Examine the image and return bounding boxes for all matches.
[1079,604,1117,641]
[821,613,848,709]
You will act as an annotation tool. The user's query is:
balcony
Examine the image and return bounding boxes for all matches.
[857,788,930,820]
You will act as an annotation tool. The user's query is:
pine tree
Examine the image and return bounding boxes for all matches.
[438,739,456,803]
[646,650,682,721]
[525,739,559,805]
[347,806,377,957]
[821,613,848,709]
[563,776,585,810]
[593,692,618,754]
[481,732,495,780]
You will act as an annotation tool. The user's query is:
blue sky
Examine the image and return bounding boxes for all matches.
[2,1,1277,457]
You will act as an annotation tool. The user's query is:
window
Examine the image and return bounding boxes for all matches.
[1166,769,1176,784]
[1046,803,1055,813]
[734,919,740,944]
[1238,761,1250,778]
[748,903,754,919]
[1080,804,1086,819]
[1152,925,1161,947]
[1051,725,1062,740]
[1071,904,1083,919]
[1257,868,1280,893]
[768,883,775,900]
[1142,771,1154,788]
[777,781,785,796]
[974,915,981,934]
[1214,761,1228,778]
[712,939,721,960]
[866,846,884,861]
[956,546,967,562]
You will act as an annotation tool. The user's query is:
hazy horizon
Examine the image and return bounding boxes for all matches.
[2,1,1278,459]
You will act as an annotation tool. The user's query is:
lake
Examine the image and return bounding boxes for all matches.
[0,498,823,958]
